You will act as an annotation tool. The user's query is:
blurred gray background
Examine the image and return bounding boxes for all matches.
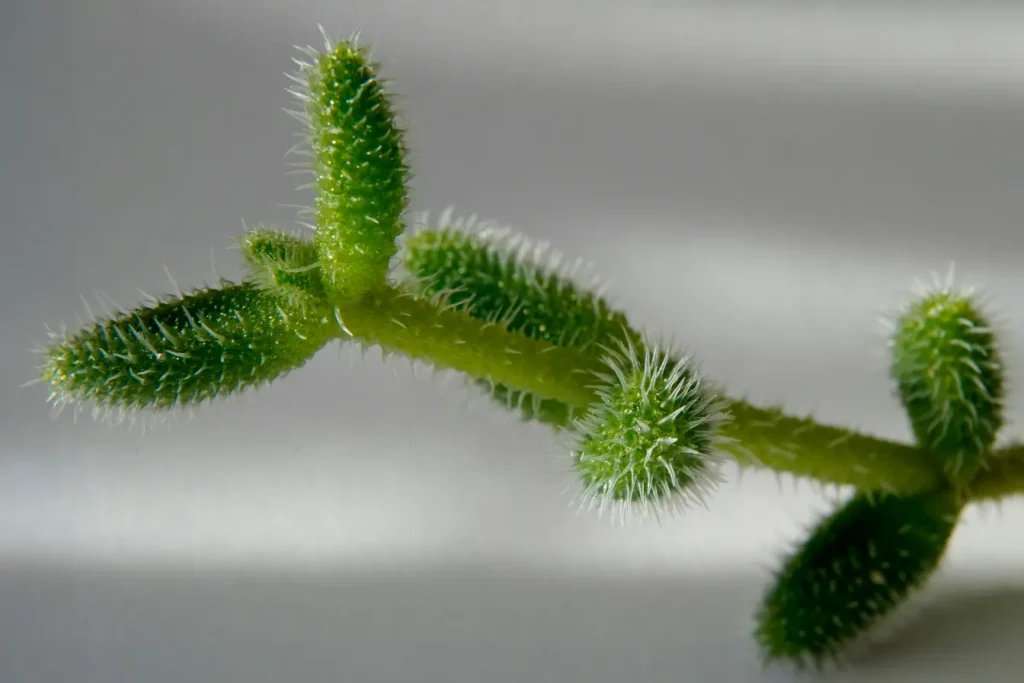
[4,1,1024,681]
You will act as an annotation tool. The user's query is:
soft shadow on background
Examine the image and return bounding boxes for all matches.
[4,561,1024,683]
[4,1,1024,681]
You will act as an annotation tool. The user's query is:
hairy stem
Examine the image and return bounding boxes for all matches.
[720,402,944,494]
[967,443,1024,502]
[340,287,606,406]
[329,284,972,497]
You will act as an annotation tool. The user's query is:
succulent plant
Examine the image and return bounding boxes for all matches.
[36,28,1024,668]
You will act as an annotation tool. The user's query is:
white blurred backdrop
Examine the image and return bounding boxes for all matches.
[3,1,1024,681]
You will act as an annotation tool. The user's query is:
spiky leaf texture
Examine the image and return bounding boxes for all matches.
[41,282,336,415]
[238,228,326,306]
[889,281,1005,483]
[400,215,640,428]
[755,489,961,668]
[295,35,410,301]
[570,338,726,521]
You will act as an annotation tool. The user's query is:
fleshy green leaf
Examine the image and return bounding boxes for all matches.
[292,34,410,302]
[889,276,1005,483]
[570,336,726,521]
[238,228,326,306]
[41,282,336,415]
[400,214,641,428]
[754,489,961,668]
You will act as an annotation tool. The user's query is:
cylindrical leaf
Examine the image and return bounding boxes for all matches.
[41,282,336,415]
[570,337,726,521]
[889,281,1005,483]
[754,489,961,668]
[294,36,409,301]
[400,216,640,428]
[238,228,326,306]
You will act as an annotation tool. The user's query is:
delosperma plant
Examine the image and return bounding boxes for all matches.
[36,29,1024,670]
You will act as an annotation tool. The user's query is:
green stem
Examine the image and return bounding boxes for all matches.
[328,285,1024,502]
[340,286,938,493]
[720,401,943,494]
[968,443,1024,502]
[339,287,605,407]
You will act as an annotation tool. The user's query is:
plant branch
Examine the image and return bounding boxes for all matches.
[339,287,607,407]
[967,443,1024,502]
[720,401,943,494]
[331,283,967,497]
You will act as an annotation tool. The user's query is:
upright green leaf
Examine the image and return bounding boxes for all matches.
[291,33,410,302]
[889,278,1004,483]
